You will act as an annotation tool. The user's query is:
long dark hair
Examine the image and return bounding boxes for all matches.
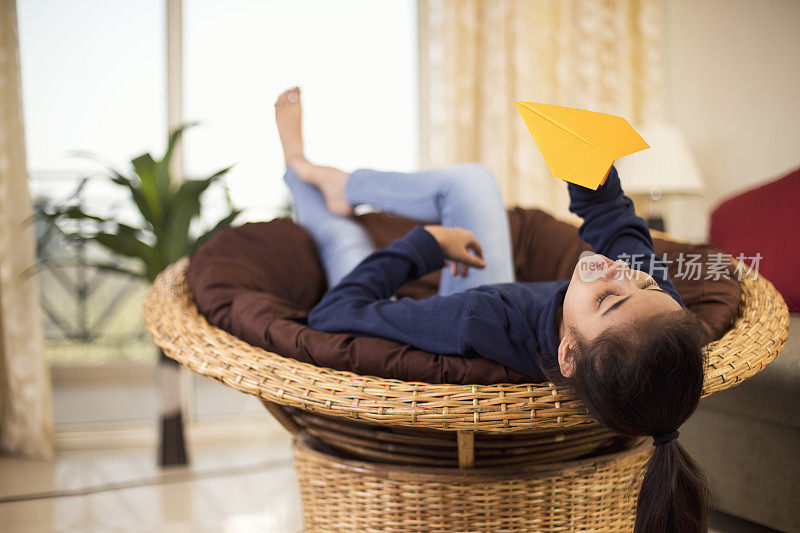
[540,308,714,532]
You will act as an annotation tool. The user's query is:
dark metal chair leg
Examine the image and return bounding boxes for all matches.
[158,349,188,467]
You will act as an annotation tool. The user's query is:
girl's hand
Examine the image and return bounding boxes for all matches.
[423,225,485,277]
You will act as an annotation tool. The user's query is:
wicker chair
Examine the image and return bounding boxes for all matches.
[144,250,789,531]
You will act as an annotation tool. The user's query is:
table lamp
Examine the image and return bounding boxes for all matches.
[613,123,704,232]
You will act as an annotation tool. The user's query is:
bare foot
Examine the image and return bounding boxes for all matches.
[312,166,352,217]
[275,87,353,217]
[275,87,304,166]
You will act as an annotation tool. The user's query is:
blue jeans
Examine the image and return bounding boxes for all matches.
[283,163,515,296]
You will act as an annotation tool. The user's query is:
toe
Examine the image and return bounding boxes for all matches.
[275,90,292,109]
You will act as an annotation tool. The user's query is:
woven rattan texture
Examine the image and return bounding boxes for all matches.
[144,257,789,433]
[287,407,618,467]
[292,431,650,532]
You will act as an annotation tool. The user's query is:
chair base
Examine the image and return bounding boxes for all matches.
[281,404,620,468]
[292,430,652,533]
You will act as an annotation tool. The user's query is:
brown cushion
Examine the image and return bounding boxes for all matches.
[186,207,741,384]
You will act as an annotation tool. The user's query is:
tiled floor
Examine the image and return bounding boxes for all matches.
[0,424,301,533]
[0,423,781,532]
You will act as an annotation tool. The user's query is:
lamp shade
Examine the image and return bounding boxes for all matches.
[613,123,704,195]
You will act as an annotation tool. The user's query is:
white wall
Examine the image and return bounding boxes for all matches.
[663,0,800,242]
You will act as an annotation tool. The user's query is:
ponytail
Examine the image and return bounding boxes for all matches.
[561,309,713,533]
[634,436,714,532]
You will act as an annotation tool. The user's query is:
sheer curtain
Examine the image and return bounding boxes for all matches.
[0,0,54,460]
[418,0,665,219]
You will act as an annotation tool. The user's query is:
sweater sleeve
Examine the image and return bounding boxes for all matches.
[307,225,473,355]
[567,166,683,306]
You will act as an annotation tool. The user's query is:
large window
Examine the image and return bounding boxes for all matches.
[19,0,167,173]
[183,0,419,221]
[18,0,418,428]
[19,0,166,369]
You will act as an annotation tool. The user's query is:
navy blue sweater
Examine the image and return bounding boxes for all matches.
[308,166,682,380]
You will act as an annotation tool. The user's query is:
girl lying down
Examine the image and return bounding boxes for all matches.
[275,86,711,533]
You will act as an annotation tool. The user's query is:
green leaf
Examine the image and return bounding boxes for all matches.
[34,207,152,245]
[91,231,161,281]
[87,261,147,279]
[67,150,129,184]
[169,165,234,214]
[96,173,158,231]
[63,154,159,232]
[31,206,109,237]
[54,122,238,276]
[160,165,232,262]
[47,205,111,224]
[131,153,163,223]
[129,183,159,230]
[162,179,210,263]
[204,164,236,183]
[163,122,199,167]
[155,121,200,197]
[190,209,241,254]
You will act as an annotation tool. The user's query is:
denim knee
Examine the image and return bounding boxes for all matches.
[441,163,504,211]
[314,218,354,244]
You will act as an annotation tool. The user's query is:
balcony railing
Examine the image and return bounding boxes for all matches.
[31,170,156,367]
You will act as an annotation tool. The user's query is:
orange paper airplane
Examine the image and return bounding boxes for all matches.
[514,101,650,189]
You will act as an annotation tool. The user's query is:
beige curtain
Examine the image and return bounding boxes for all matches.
[418,0,665,219]
[0,0,54,460]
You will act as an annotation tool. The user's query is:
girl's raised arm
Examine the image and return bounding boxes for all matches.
[567,166,683,306]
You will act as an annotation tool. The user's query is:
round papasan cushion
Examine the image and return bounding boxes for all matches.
[185,207,744,385]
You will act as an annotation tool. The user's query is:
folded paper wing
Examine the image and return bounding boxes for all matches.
[514,101,650,189]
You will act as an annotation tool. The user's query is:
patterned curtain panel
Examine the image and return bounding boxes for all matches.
[0,0,54,460]
[418,0,665,219]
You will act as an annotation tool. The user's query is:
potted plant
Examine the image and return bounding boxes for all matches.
[37,122,240,466]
